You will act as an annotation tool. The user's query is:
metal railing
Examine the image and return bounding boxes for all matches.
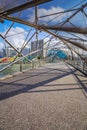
[66,57,87,75]
[0,59,45,79]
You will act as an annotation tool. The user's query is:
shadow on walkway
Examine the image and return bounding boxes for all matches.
[0,63,87,100]
[65,63,87,98]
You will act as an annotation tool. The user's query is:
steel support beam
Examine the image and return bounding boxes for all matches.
[0,0,52,15]
[3,15,87,52]
[41,26,87,34]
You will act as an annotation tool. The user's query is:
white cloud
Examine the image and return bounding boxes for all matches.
[0,42,5,49]
[3,26,32,50]
[38,7,65,22]
[0,26,32,50]
[29,6,70,24]
[6,27,26,48]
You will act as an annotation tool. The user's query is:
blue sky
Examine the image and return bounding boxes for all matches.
[0,0,86,32]
[40,0,86,9]
[0,20,29,33]
[0,0,87,49]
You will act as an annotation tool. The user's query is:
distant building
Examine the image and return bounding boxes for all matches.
[30,38,69,58]
[22,48,30,55]
[31,39,44,58]
[0,49,6,58]
[7,47,17,57]
[7,47,30,57]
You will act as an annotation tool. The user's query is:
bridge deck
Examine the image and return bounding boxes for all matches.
[0,62,87,130]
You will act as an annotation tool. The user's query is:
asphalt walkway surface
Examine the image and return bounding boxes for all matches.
[0,62,87,130]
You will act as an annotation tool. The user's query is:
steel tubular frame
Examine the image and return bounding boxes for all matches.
[0,1,87,75]
[0,0,52,16]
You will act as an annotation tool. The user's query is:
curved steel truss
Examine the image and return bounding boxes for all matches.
[0,0,87,75]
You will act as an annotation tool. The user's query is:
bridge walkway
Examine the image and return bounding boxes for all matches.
[0,62,87,130]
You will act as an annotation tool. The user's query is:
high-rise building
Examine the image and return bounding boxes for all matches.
[7,47,30,57]
[31,39,44,58]
[0,49,6,58]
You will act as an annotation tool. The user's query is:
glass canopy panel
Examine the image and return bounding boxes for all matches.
[0,0,29,12]
[0,0,86,28]
[0,0,87,50]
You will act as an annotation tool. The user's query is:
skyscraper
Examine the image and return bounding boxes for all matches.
[31,39,43,58]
